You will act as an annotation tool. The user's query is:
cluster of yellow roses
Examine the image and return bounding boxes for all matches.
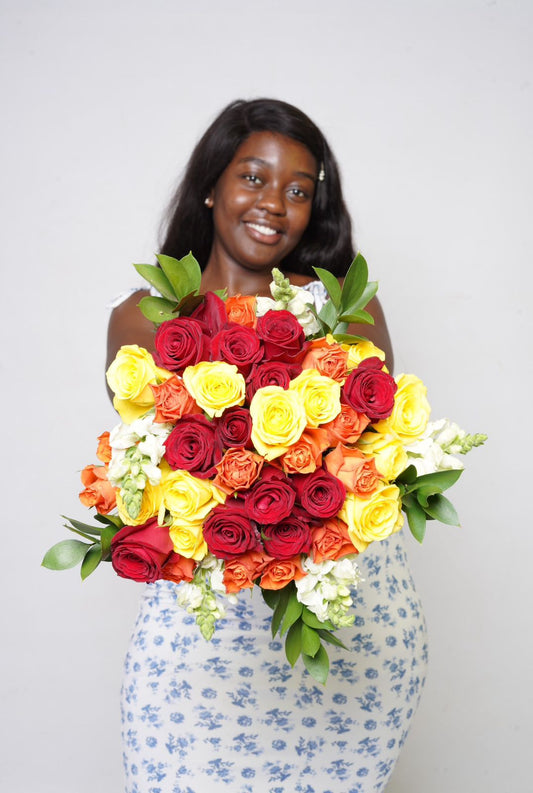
[106,337,432,560]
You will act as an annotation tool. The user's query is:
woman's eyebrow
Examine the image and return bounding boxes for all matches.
[237,156,316,181]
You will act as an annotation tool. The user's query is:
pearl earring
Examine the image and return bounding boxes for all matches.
[204,197,213,207]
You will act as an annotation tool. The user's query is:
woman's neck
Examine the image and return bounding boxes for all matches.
[200,255,315,297]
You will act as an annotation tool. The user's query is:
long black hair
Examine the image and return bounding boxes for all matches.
[159,98,355,278]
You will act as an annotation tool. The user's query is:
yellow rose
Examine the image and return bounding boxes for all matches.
[116,480,162,525]
[159,469,225,524]
[183,361,245,418]
[346,340,388,371]
[289,369,341,428]
[169,520,208,560]
[375,374,430,441]
[250,386,307,460]
[106,345,171,423]
[339,483,404,552]
[357,431,408,481]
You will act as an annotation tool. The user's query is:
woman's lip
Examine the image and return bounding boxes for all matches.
[243,221,284,244]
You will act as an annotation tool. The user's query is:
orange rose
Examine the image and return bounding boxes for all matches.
[311,518,358,563]
[96,432,112,464]
[279,428,330,474]
[260,555,306,590]
[150,375,202,423]
[325,444,381,497]
[161,552,196,584]
[212,448,264,495]
[223,549,268,593]
[225,294,257,328]
[323,403,369,444]
[79,464,117,514]
[302,338,348,383]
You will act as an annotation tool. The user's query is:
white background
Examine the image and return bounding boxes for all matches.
[1,1,531,790]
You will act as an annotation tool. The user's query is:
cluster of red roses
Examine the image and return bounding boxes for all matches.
[106,289,400,592]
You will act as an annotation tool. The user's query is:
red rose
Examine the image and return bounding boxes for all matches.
[203,502,262,559]
[164,415,221,478]
[110,518,173,583]
[190,292,227,338]
[245,467,296,524]
[211,324,264,376]
[342,357,397,422]
[245,360,302,402]
[215,407,253,451]
[256,309,308,363]
[262,516,312,560]
[153,317,210,374]
[293,469,346,519]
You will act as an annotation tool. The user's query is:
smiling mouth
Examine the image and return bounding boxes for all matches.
[245,222,282,237]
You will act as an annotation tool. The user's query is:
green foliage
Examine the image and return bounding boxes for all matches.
[133,252,204,325]
[43,515,122,578]
[398,467,463,542]
[302,644,330,685]
[261,586,348,683]
[312,253,378,340]
[42,539,90,571]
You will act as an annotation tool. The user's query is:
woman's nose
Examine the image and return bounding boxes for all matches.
[256,185,286,215]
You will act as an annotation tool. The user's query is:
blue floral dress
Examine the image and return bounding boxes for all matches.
[117,281,428,792]
[121,530,427,793]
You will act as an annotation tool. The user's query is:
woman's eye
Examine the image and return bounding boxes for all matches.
[288,187,308,200]
[243,174,262,184]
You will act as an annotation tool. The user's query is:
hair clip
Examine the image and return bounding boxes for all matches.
[317,166,325,182]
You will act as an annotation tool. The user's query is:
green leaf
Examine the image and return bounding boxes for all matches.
[317,300,338,332]
[302,644,330,684]
[425,494,460,526]
[100,526,118,559]
[340,253,368,312]
[62,516,103,536]
[42,539,90,571]
[347,280,378,311]
[138,295,179,324]
[416,485,442,508]
[312,267,342,308]
[81,544,102,580]
[301,624,321,657]
[262,588,281,610]
[301,606,334,631]
[157,252,202,300]
[317,629,350,650]
[414,469,463,492]
[330,333,368,344]
[395,465,418,485]
[404,500,427,543]
[285,620,303,666]
[279,591,303,636]
[133,263,176,301]
[337,310,375,325]
[271,585,291,637]
[94,513,123,529]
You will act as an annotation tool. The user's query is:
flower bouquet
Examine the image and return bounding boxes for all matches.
[43,253,485,683]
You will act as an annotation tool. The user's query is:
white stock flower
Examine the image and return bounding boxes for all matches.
[255,296,277,316]
[295,555,360,627]
[176,582,204,611]
[405,418,466,475]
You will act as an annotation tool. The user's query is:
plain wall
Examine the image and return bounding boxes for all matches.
[1,1,531,790]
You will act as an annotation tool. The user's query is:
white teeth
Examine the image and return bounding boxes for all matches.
[247,223,278,236]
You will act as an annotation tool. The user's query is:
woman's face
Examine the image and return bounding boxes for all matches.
[208,131,318,273]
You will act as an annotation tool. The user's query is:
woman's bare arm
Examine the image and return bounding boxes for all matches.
[106,290,156,400]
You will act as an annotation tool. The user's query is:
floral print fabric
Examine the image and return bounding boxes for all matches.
[121,532,427,793]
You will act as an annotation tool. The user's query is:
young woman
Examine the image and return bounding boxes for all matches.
[109,99,426,793]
